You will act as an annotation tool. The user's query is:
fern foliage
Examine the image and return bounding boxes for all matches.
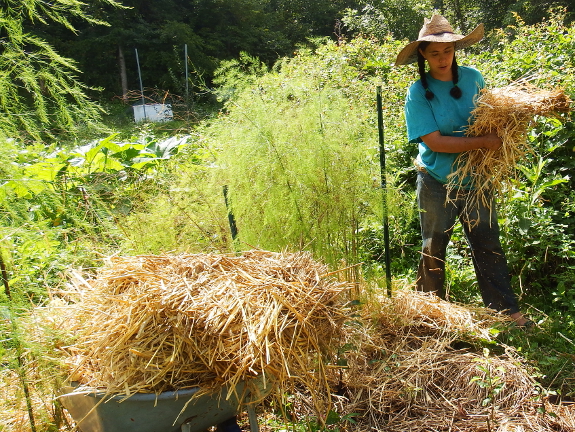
[0,0,125,141]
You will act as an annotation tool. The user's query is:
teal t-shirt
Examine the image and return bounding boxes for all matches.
[405,66,485,184]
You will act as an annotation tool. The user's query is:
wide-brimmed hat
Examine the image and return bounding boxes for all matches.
[395,15,484,66]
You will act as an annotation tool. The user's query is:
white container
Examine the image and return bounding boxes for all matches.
[133,104,173,123]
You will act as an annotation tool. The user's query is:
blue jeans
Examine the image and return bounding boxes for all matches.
[416,170,520,314]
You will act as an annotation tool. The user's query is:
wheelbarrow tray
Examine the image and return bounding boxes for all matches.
[59,384,245,432]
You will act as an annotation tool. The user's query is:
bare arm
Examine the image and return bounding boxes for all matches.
[421,130,502,153]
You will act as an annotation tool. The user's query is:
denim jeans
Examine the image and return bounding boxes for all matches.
[416,170,520,314]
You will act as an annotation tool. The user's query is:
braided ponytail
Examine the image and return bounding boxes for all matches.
[449,56,462,99]
[417,42,434,100]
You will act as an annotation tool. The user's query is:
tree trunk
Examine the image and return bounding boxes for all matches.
[118,44,129,104]
[452,0,467,33]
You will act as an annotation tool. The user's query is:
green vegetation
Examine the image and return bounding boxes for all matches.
[30,0,574,100]
[343,0,574,41]
[1,2,574,431]
[0,0,126,141]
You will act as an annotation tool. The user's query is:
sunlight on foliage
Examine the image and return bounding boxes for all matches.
[195,38,418,268]
[0,0,126,141]
[1,12,575,431]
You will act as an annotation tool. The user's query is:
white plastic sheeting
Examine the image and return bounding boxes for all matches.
[133,104,173,123]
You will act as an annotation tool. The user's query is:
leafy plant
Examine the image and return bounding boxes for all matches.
[471,349,507,432]
[305,410,358,432]
[194,37,418,269]
[0,132,190,304]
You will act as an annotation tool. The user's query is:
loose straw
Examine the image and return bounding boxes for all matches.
[19,274,575,430]
[291,289,575,431]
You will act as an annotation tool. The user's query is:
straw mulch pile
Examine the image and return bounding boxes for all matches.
[51,250,351,409]
[446,82,572,216]
[28,251,575,431]
[299,289,575,431]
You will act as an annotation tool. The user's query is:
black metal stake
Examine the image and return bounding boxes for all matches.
[377,86,392,297]
[223,185,238,241]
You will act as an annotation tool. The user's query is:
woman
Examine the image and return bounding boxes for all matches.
[395,15,531,327]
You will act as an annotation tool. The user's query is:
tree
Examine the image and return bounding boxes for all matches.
[341,0,573,42]
[0,0,125,141]
[32,0,362,102]
[341,0,435,41]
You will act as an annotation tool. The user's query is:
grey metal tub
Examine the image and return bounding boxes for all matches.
[59,381,264,432]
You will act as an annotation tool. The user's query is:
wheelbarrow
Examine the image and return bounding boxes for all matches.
[59,380,268,432]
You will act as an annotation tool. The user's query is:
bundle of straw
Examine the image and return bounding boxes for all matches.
[447,82,571,216]
[53,250,351,407]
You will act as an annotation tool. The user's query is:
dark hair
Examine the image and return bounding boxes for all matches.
[417,41,461,100]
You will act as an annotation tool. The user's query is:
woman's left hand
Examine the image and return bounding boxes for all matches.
[482,132,502,151]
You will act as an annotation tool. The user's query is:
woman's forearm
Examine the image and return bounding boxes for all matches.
[421,130,502,153]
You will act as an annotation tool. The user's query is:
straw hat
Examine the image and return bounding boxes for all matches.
[395,15,484,66]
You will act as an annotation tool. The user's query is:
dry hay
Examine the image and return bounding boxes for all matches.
[50,250,351,410]
[284,289,575,431]
[389,288,504,339]
[446,82,572,219]
[18,255,575,431]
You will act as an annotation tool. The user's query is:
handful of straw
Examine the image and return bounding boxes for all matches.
[447,82,571,216]
[52,250,351,408]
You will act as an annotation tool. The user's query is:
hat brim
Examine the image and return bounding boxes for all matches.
[395,23,484,66]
